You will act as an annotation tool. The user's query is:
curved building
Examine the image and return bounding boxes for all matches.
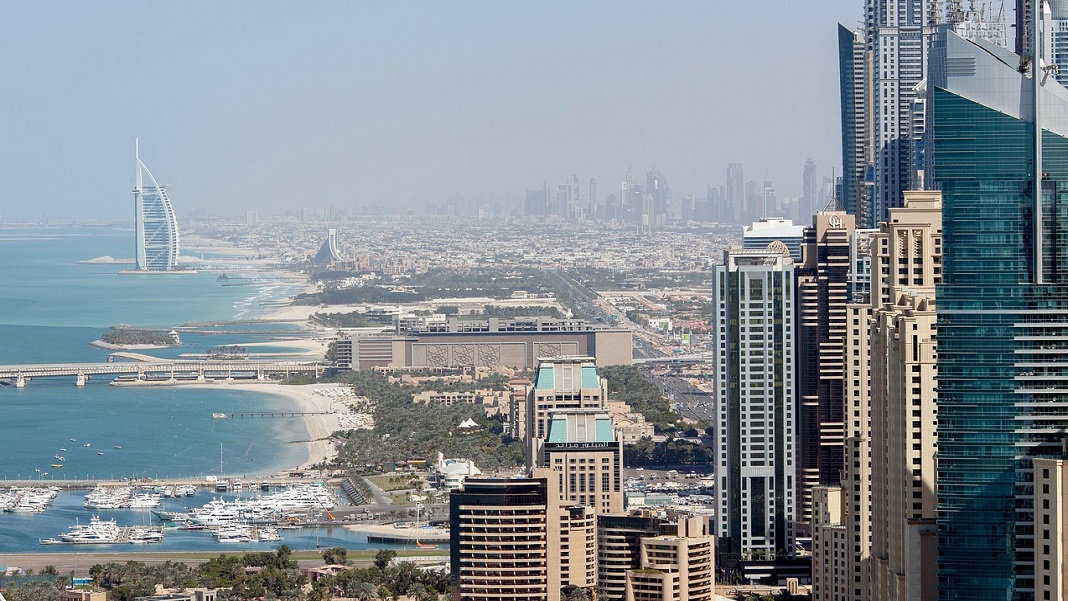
[133,140,180,271]
[314,228,343,264]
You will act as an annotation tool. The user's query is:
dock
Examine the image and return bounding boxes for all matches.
[225,411,331,418]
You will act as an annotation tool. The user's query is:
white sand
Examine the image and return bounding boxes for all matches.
[241,337,333,358]
[181,382,351,472]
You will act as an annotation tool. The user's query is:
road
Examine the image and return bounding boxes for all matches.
[655,373,714,423]
[546,270,665,360]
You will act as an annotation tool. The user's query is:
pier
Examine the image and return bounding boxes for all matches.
[226,411,331,418]
[0,360,324,387]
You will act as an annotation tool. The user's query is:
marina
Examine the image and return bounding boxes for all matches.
[0,487,408,554]
[0,228,377,554]
[39,515,164,545]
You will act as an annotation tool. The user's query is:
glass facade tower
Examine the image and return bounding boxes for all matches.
[932,29,1068,599]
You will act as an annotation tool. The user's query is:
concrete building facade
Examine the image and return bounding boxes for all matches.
[449,470,596,601]
[811,189,941,601]
[1034,456,1068,601]
[526,356,608,463]
[623,536,715,601]
[713,247,797,565]
[336,319,632,372]
[541,410,624,515]
[796,210,856,526]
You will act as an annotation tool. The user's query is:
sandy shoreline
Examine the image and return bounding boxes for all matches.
[180,382,351,474]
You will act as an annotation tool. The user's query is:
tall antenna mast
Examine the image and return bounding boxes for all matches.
[1034,0,1045,284]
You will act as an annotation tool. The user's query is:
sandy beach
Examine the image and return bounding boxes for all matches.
[179,382,355,473]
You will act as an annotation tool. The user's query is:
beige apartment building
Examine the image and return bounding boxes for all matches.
[812,190,942,601]
[623,535,716,601]
[811,486,849,601]
[1034,456,1068,601]
[598,512,710,601]
[449,468,595,601]
[540,410,624,515]
[527,356,608,464]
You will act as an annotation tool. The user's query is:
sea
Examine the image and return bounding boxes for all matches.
[0,226,403,554]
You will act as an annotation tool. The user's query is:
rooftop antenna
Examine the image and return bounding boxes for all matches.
[1034,0,1046,284]
[823,168,844,212]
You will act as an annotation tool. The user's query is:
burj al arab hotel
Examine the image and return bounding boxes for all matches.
[132,140,180,271]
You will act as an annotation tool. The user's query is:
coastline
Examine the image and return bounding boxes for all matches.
[179,382,349,474]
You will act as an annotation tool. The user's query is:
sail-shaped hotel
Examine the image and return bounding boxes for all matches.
[133,140,180,271]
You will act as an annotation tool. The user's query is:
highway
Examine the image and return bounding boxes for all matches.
[655,372,714,423]
[546,270,665,360]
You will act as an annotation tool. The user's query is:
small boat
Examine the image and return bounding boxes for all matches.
[70,438,77,442]
[60,448,67,452]
[212,413,228,419]
[113,445,122,449]
[50,464,63,468]
[84,443,91,448]
[97,452,104,456]
[416,541,437,549]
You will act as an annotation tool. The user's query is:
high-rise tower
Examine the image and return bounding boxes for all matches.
[133,140,180,271]
[931,25,1068,598]
[713,246,797,566]
[795,210,856,526]
[839,22,872,227]
[810,190,942,601]
[869,0,934,226]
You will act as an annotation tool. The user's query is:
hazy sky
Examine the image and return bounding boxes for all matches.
[1,2,862,221]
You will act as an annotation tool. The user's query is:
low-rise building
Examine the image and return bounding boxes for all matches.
[336,318,632,371]
[133,589,219,601]
[623,535,715,601]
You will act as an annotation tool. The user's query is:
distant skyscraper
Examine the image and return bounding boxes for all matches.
[839,24,872,226]
[931,27,1068,598]
[622,170,638,224]
[762,178,777,218]
[713,247,797,566]
[802,159,818,219]
[646,168,669,226]
[133,140,180,271]
[314,229,343,264]
[726,163,745,224]
[869,0,933,226]
[589,178,598,218]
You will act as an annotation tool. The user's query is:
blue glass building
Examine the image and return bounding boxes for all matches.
[932,29,1068,599]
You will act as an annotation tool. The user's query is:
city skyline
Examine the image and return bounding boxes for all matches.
[0,2,857,221]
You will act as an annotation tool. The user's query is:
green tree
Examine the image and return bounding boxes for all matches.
[374,549,397,570]
[322,546,348,565]
[5,582,64,601]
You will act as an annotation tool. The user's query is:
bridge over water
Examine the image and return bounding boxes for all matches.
[0,360,324,387]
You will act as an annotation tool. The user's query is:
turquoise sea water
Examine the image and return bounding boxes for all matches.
[0,227,409,553]
[0,226,312,480]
